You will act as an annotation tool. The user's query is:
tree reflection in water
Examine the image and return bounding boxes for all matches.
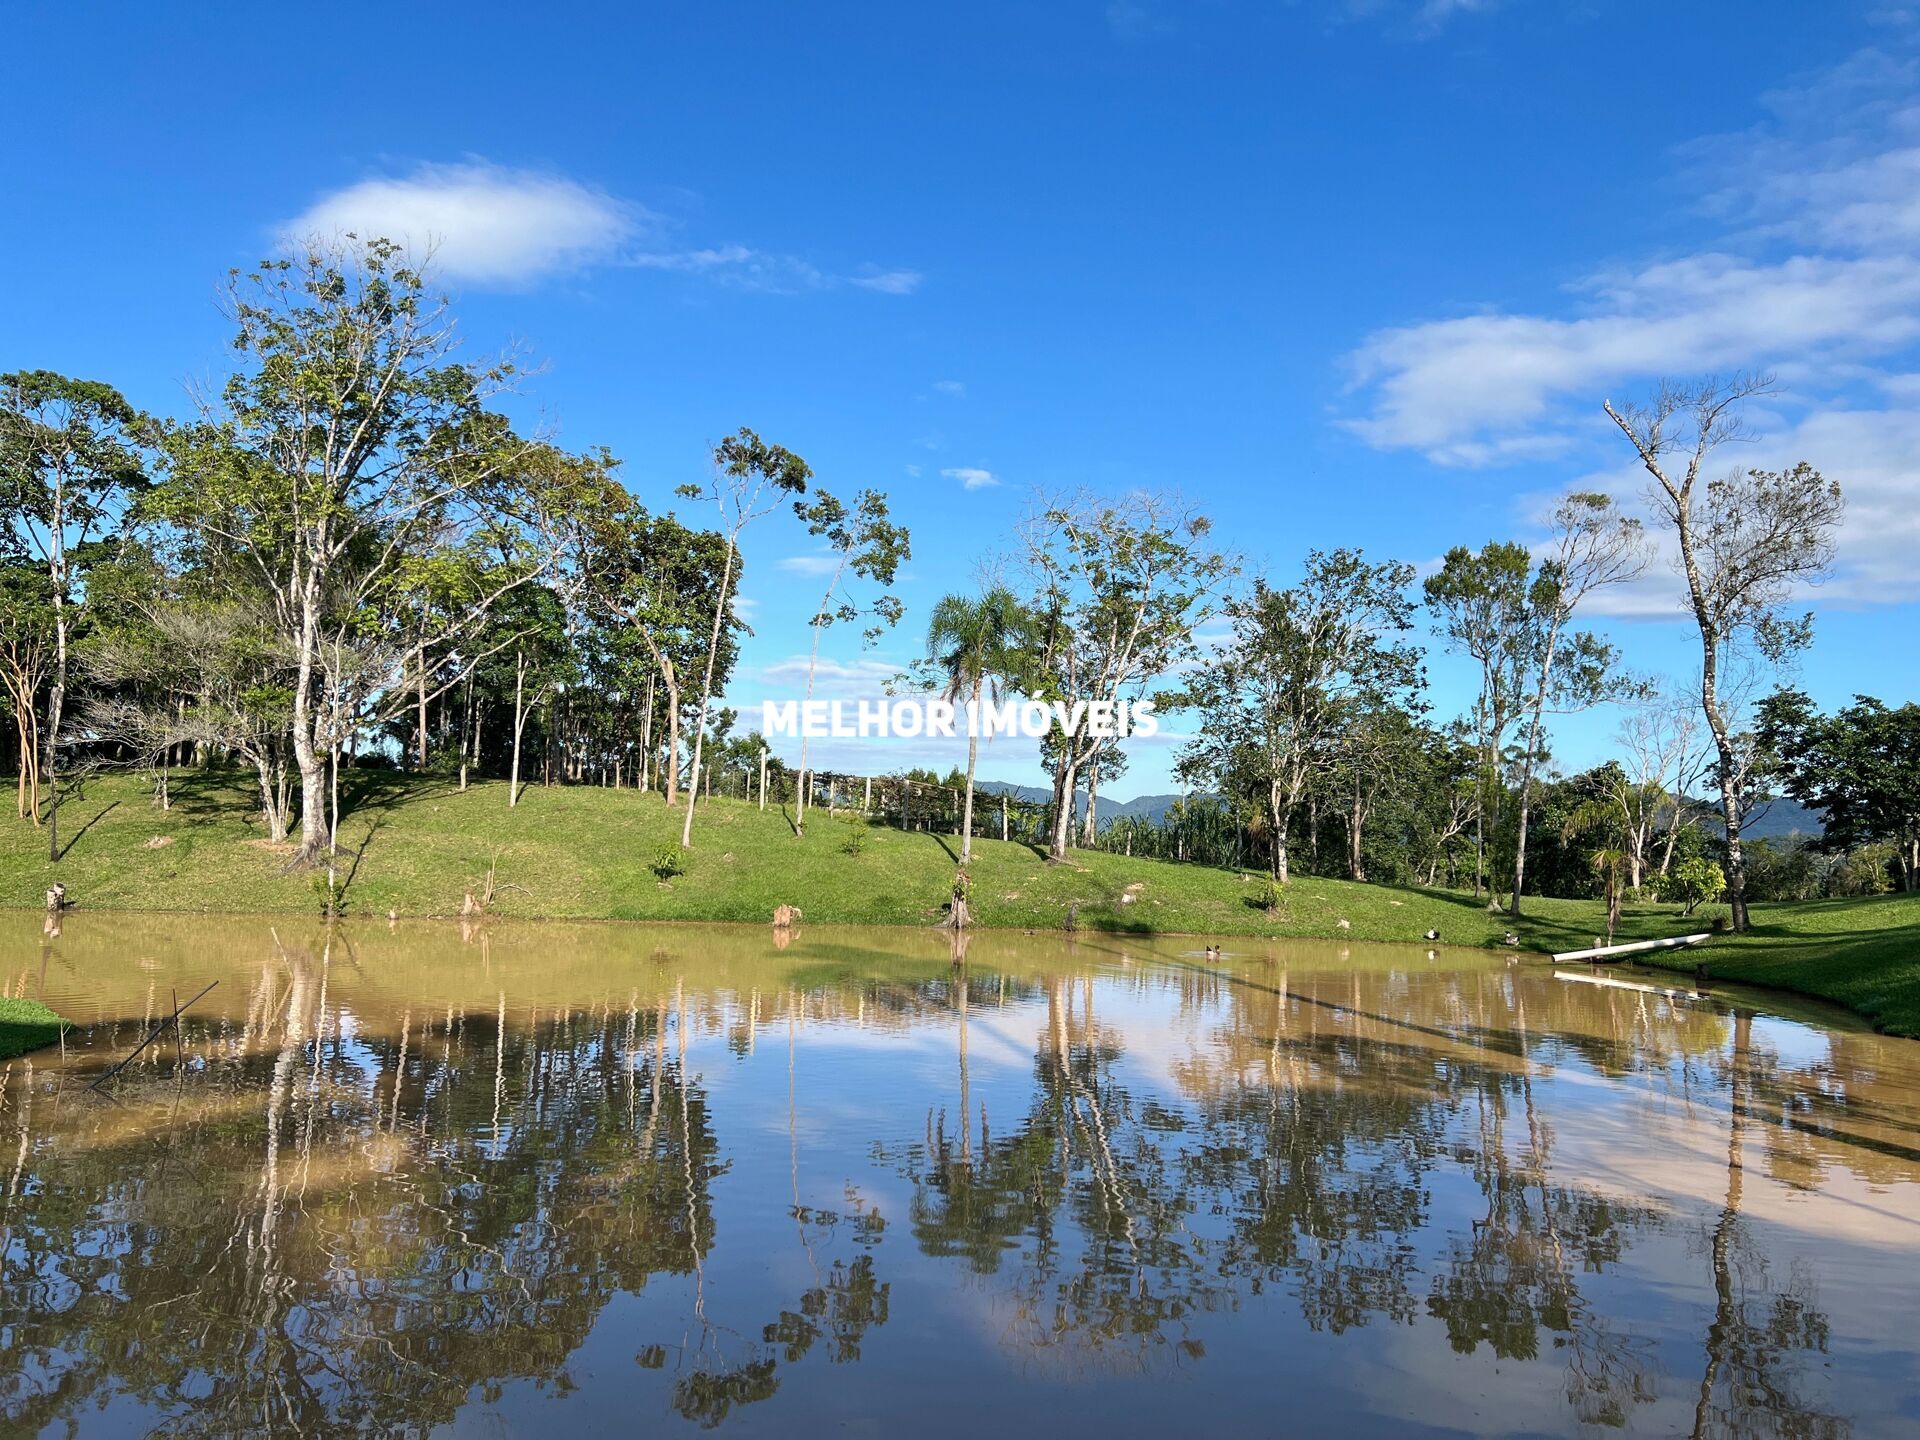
[1,920,1909,1435]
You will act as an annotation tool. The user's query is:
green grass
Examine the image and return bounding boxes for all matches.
[0,996,67,1061]
[3,770,1916,1035]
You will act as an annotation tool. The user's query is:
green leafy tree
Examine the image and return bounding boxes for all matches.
[148,238,570,864]
[791,487,910,835]
[1505,492,1649,915]
[1423,541,1532,900]
[0,369,148,857]
[1024,491,1232,863]
[674,428,811,848]
[1179,550,1418,882]
[1759,688,1920,892]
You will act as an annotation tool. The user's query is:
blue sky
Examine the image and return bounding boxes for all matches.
[6,1,1917,795]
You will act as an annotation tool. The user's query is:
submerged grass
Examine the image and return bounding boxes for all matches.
[1,771,1915,1035]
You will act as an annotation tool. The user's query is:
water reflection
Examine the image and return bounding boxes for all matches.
[3,917,1917,1437]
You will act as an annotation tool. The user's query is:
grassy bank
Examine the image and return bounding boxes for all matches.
[2,770,1915,1035]
[0,996,67,1061]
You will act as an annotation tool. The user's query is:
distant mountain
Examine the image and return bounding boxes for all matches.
[1722,796,1823,841]
[972,782,1198,829]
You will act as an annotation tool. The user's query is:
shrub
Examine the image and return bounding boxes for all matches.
[1662,856,1726,915]
[1252,876,1283,912]
[652,845,686,881]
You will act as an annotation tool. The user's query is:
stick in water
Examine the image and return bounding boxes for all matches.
[90,980,218,1091]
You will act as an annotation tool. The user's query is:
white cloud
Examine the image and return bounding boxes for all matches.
[850,268,924,295]
[931,379,966,397]
[1344,50,1920,463]
[282,160,921,296]
[941,466,1001,490]
[280,161,639,285]
[778,552,843,578]
[1343,48,1920,611]
[1345,253,1920,460]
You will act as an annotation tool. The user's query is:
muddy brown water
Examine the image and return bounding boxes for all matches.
[3,914,1918,1436]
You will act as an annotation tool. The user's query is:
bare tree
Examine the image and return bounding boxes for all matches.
[1605,377,1843,930]
[1618,687,1714,886]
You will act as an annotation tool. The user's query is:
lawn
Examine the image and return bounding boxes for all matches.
[1,769,1915,1036]
[0,996,67,1061]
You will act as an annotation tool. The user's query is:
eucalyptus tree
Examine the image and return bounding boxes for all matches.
[1505,492,1650,915]
[571,479,743,804]
[674,428,811,847]
[1423,542,1531,900]
[148,238,571,864]
[1606,376,1843,930]
[1178,550,1418,883]
[0,369,148,856]
[925,585,1032,863]
[791,487,909,835]
[1023,490,1231,863]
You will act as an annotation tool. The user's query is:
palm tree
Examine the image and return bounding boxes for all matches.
[926,587,1032,865]
[1562,768,1666,942]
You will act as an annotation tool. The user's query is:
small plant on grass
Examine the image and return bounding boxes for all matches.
[841,825,868,857]
[313,869,349,918]
[652,845,686,881]
[1245,876,1284,913]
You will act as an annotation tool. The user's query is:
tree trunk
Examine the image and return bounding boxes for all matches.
[510,647,528,808]
[1269,784,1291,883]
[1508,621,1563,917]
[290,562,330,866]
[681,541,738,848]
[1348,776,1366,882]
[44,493,67,864]
[415,645,429,768]
[959,676,982,864]
[1047,755,1078,862]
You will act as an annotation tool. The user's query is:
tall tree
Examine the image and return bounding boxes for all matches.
[791,487,910,836]
[1606,377,1843,931]
[149,238,562,864]
[1422,542,1531,899]
[674,428,810,848]
[1506,492,1649,915]
[925,585,1032,865]
[1178,550,1419,883]
[0,370,147,858]
[1024,491,1231,863]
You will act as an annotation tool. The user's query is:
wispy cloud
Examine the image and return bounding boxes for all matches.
[778,552,843,578]
[942,466,1001,490]
[850,268,924,295]
[280,161,639,285]
[931,379,966,397]
[282,159,920,295]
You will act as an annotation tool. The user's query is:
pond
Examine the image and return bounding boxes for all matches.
[3,915,1918,1437]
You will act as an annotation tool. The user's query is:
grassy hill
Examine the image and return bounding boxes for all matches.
[1,770,1914,1035]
